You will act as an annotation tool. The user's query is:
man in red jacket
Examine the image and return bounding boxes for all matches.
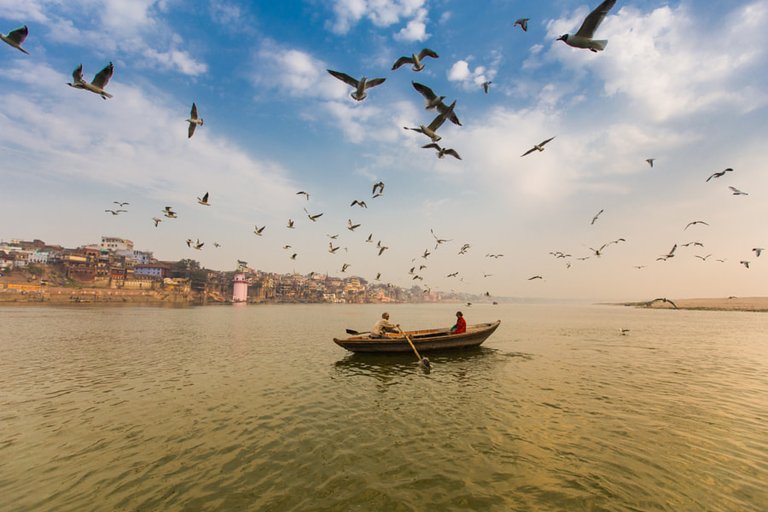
[450,311,466,334]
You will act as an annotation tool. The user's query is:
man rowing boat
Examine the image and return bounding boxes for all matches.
[371,312,399,337]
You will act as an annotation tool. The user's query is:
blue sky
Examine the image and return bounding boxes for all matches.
[1,0,767,300]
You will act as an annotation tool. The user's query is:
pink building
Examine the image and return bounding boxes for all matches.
[233,273,248,303]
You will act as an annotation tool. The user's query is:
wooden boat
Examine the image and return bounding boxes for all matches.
[333,320,501,353]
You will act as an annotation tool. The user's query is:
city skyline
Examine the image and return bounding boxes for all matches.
[1,1,766,300]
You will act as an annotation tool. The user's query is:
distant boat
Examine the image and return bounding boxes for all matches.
[334,321,500,353]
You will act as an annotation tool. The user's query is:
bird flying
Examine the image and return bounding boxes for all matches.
[729,186,748,196]
[706,168,733,182]
[521,136,555,157]
[481,81,492,94]
[1,25,29,54]
[254,225,265,236]
[67,62,114,99]
[296,191,310,200]
[422,143,461,160]
[392,48,439,72]
[186,102,204,138]
[304,208,323,222]
[557,0,617,52]
[327,70,385,101]
[372,181,385,197]
[403,100,457,142]
[197,192,210,206]
[162,206,177,218]
[411,82,462,126]
[104,209,126,215]
[347,219,361,231]
[591,209,604,225]
[646,158,655,167]
[513,18,529,32]
[350,199,367,208]
[685,221,709,230]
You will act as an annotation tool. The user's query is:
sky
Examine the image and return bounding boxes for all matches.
[1,0,766,300]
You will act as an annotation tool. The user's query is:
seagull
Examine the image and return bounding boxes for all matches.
[287,219,295,229]
[591,209,604,225]
[411,82,462,125]
[513,18,529,31]
[304,208,323,222]
[685,221,709,230]
[646,158,655,167]
[67,62,114,99]
[392,48,439,71]
[328,243,339,254]
[152,217,162,227]
[557,0,617,52]
[185,239,193,248]
[347,219,361,231]
[327,233,339,239]
[197,192,210,206]
[633,265,645,270]
[372,181,385,197]
[296,191,310,200]
[377,245,389,256]
[481,81,492,94]
[619,328,630,336]
[446,272,459,278]
[589,243,608,257]
[1,25,29,54]
[186,102,204,138]
[657,244,677,261]
[254,225,265,236]
[290,253,297,260]
[528,275,543,280]
[213,242,220,248]
[375,273,382,280]
[327,69,386,101]
[681,241,704,248]
[753,248,764,257]
[706,168,733,182]
[695,254,712,261]
[649,297,678,309]
[283,245,292,250]
[104,209,126,215]
[422,143,462,160]
[740,260,750,269]
[521,136,555,157]
[162,206,177,218]
[193,239,204,250]
[365,233,373,243]
[430,229,452,249]
[341,263,350,273]
[729,186,748,196]
[403,100,457,142]
[483,273,493,278]
[350,199,367,208]
[113,201,129,207]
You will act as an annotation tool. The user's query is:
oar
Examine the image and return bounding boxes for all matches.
[345,328,370,335]
[397,326,431,369]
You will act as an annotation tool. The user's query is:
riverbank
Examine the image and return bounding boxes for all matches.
[619,297,768,312]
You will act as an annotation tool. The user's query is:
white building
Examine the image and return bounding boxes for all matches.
[100,236,134,252]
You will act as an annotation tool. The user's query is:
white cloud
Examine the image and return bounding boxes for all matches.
[548,1,768,121]
[326,0,430,39]
[394,8,429,42]
[252,43,347,100]
[447,57,497,91]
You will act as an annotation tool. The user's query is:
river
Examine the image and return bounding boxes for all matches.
[1,303,766,511]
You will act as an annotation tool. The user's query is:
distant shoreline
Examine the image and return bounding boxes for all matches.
[616,297,768,313]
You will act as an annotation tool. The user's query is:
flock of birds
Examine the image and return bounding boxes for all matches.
[3,0,762,299]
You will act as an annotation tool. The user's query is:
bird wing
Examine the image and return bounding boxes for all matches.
[91,62,113,88]
[363,77,386,90]
[436,101,461,126]
[8,25,28,45]
[445,149,462,160]
[188,122,196,138]
[422,143,440,151]
[392,56,413,70]
[418,48,439,60]
[705,173,716,182]
[520,146,537,157]
[427,101,456,131]
[539,136,556,147]
[327,69,359,87]
[411,81,437,101]
[201,192,208,202]
[575,0,617,38]
[190,102,198,120]
[72,64,84,83]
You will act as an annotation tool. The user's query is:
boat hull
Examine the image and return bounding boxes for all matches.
[333,321,501,353]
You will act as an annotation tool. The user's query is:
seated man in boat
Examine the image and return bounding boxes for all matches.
[449,311,466,334]
[371,312,399,337]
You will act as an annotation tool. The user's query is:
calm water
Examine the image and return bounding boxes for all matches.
[1,303,766,511]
